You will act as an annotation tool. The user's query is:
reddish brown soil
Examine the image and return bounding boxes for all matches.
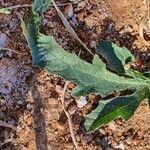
[0,0,150,150]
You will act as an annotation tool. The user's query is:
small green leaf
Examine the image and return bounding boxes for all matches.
[96,41,135,74]
[0,8,11,14]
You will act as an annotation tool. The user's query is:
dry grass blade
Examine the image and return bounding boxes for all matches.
[61,81,79,150]
[5,4,31,10]
[139,13,148,39]
[139,0,150,40]
[51,0,94,56]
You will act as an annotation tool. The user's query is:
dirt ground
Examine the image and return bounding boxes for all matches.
[0,0,150,150]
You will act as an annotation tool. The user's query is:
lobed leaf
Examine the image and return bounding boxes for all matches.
[85,87,149,131]
[22,0,150,132]
[96,41,135,74]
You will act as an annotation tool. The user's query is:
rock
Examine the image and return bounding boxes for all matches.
[90,40,96,48]
[114,141,125,150]
[0,33,7,48]
[55,85,63,93]
[100,137,110,149]
[76,96,87,108]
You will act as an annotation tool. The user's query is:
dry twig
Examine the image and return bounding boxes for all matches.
[0,48,21,54]
[51,0,94,56]
[61,81,79,150]
[4,4,31,10]
[139,0,150,41]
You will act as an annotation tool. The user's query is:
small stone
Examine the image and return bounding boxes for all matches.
[90,40,96,48]
[0,33,7,48]
[76,135,81,142]
[65,92,70,98]
[76,96,87,108]
[17,100,24,105]
[100,137,109,149]
[99,128,106,135]
[55,85,63,93]
[108,122,117,131]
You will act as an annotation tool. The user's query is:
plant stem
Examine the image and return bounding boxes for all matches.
[5,4,31,10]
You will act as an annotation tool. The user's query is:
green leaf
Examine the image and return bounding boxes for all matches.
[96,41,135,74]
[0,8,11,14]
[22,0,150,132]
[22,20,149,97]
[144,71,150,78]
[126,69,148,80]
[33,0,52,14]
[84,87,149,132]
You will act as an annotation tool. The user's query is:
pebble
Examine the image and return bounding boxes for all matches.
[76,96,87,108]
[0,33,7,48]
[55,85,63,93]
[90,40,96,48]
